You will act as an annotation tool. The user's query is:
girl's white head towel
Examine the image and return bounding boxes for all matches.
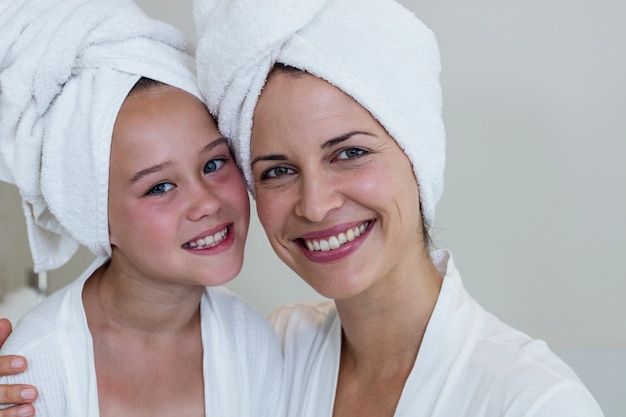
[194,0,445,230]
[0,0,202,272]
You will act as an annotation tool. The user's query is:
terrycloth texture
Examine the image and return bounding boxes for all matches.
[0,257,284,416]
[194,0,446,228]
[270,250,605,417]
[0,0,201,272]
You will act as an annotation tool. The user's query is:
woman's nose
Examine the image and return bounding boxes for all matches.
[294,172,342,222]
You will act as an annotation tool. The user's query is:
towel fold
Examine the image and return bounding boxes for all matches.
[194,0,445,229]
[0,0,201,272]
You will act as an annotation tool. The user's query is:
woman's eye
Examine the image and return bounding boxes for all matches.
[147,182,175,195]
[262,166,295,179]
[204,158,226,174]
[336,147,366,160]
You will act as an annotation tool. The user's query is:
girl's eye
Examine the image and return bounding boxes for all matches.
[262,166,295,179]
[336,147,366,160]
[204,158,226,174]
[147,182,175,195]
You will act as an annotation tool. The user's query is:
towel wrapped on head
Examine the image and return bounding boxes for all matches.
[0,0,202,272]
[194,0,446,229]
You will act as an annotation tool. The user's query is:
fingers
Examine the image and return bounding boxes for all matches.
[0,320,35,415]
[0,404,35,417]
[0,356,27,377]
[0,384,37,416]
[0,319,26,380]
[0,320,12,348]
[0,383,37,404]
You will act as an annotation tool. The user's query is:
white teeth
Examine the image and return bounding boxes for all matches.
[187,227,228,249]
[303,222,369,253]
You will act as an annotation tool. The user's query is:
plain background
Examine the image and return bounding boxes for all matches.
[0,0,624,413]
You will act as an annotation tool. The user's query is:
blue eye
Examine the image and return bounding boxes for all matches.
[262,166,295,179]
[337,148,366,160]
[147,182,175,195]
[204,158,226,174]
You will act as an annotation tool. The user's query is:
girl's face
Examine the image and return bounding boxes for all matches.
[108,85,250,287]
[250,71,426,301]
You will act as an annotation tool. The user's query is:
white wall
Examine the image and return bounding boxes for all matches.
[1,0,624,411]
[407,0,626,350]
[0,183,32,296]
[2,0,624,346]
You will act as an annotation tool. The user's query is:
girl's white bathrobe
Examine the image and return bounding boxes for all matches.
[0,257,283,417]
[271,250,604,417]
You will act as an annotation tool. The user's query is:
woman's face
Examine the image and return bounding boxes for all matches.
[108,85,250,287]
[251,71,426,300]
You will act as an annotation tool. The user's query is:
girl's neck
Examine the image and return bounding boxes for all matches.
[82,261,204,338]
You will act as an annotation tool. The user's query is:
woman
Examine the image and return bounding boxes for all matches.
[0,0,281,416]
[192,0,604,415]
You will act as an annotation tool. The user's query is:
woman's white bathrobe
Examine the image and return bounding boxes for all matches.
[0,257,283,417]
[271,250,604,417]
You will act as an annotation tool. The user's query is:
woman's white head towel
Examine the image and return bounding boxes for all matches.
[0,0,202,272]
[194,0,445,230]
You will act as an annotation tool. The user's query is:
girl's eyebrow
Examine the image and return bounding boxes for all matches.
[251,131,374,166]
[130,161,172,184]
[130,137,228,184]
[201,137,229,154]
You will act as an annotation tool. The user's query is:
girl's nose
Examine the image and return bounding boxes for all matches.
[187,182,220,221]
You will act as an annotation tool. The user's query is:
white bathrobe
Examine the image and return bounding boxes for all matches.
[271,250,604,417]
[0,257,283,417]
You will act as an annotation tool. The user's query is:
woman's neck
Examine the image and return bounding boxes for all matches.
[335,252,442,370]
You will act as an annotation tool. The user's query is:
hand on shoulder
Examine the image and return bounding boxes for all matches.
[0,318,37,416]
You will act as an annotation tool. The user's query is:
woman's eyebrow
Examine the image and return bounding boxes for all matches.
[321,131,374,149]
[251,153,287,166]
[251,131,374,166]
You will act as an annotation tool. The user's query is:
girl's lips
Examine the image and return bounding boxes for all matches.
[183,225,230,250]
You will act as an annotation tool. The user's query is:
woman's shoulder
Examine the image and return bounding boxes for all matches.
[0,284,72,355]
[454,311,604,415]
[0,288,69,402]
[476,310,579,380]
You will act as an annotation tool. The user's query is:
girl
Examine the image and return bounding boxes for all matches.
[0,0,281,416]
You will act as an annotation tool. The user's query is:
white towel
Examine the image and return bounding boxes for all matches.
[0,0,202,272]
[194,0,446,229]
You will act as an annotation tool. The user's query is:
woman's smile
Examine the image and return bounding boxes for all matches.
[296,220,374,263]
